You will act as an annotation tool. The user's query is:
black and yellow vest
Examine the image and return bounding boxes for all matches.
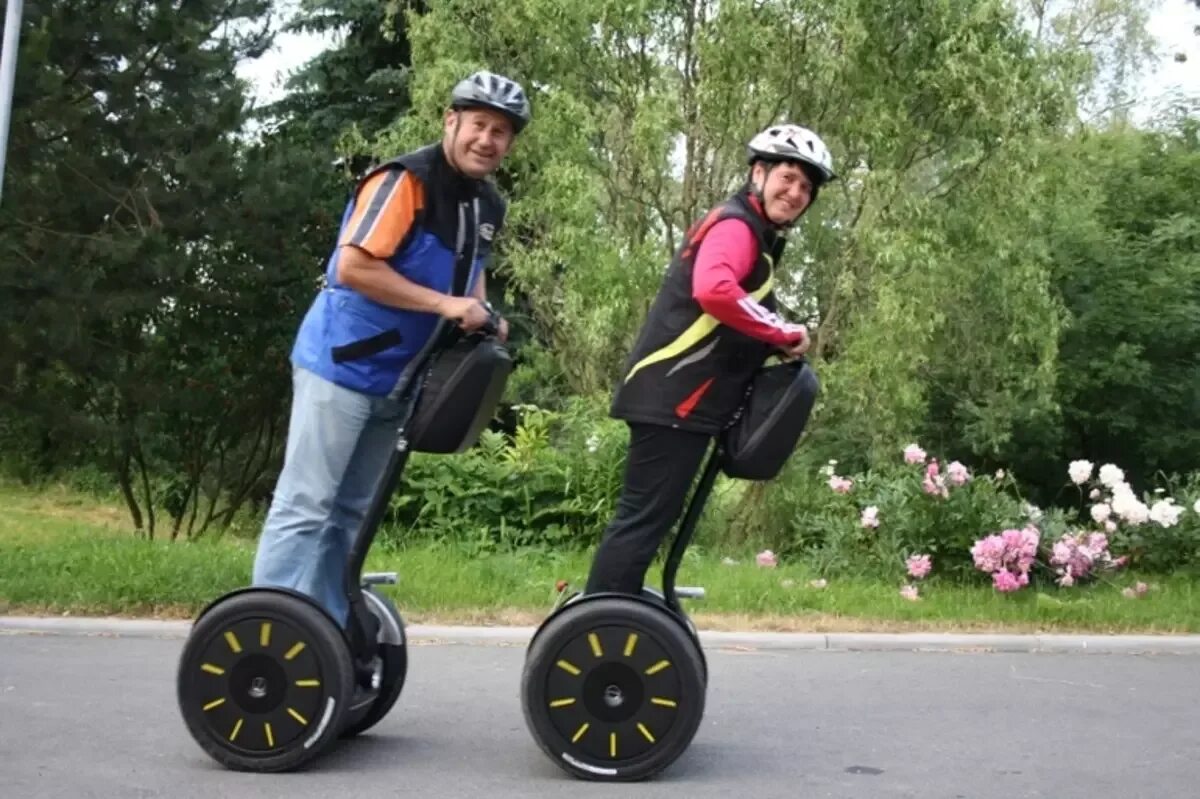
[610,189,786,435]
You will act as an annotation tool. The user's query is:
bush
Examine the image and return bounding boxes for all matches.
[777,444,1027,579]
[381,397,627,554]
[770,441,1200,591]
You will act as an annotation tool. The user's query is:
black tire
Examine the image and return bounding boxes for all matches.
[521,597,706,782]
[176,590,355,772]
[340,592,407,738]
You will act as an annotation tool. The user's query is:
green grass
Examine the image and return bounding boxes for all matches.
[2,481,1199,633]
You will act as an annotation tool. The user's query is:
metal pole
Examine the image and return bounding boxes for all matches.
[0,0,25,202]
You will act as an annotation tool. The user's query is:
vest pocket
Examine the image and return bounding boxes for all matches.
[331,328,403,363]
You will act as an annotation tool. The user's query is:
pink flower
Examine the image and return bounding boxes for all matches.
[904,443,926,464]
[1058,571,1075,587]
[970,535,1005,573]
[1122,582,1148,599]
[861,506,880,528]
[756,550,777,568]
[992,570,1021,593]
[906,554,932,579]
[947,461,971,486]
[1113,555,1129,569]
[922,460,949,499]
[828,475,853,494]
[900,584,920,601]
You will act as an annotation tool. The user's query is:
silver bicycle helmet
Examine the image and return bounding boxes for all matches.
[450,70,532,134]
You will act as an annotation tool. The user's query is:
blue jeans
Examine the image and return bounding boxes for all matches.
[252,366,402,626]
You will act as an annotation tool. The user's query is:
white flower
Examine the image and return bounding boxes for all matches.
[1024,502,1044,521]
[1099,464,1125,488]
[1068,459,1094,485]
[1090,503,1111,524]
[1089,488,1102,500]
[1111,484,1149,525]
[1194,498,1200,515]
[585,433,600,453]
[1149,499,1184,528]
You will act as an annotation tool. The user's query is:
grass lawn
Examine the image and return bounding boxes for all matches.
[2,481,1197,634]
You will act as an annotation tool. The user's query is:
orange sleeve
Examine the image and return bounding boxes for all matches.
[338,169,424,259]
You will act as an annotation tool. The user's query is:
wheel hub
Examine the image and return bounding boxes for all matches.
[230,654,288,714]
[583,662,643,723]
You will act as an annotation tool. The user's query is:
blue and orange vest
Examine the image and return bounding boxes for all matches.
[291,144,506,396]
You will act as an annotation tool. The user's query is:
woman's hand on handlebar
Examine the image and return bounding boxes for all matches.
[779,325,810,360]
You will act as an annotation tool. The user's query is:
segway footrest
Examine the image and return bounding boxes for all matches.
[676,586,706,600]
[362,572,398,586]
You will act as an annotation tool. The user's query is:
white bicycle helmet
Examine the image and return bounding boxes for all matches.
[450,70,532,133]
[746,124,836,185]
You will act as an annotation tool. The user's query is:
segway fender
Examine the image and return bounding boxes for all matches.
[361,587,406,647]
[527,591,692,652]
[191,586,349,644]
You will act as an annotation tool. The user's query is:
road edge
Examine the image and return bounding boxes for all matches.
[3,615,1200,654]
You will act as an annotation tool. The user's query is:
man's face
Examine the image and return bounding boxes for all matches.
[753,161,814,225]
[443,108,516,178]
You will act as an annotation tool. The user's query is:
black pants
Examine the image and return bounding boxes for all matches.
[585,422,713,595]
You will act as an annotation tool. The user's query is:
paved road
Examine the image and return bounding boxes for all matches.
[1,629,1197,798]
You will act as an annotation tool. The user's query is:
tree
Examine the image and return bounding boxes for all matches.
[0,0,324,537]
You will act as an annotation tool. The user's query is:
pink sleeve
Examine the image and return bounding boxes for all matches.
[691,218,807,346]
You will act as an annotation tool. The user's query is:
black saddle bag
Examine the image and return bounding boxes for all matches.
[719,359,820,480]
[407,335,513,454]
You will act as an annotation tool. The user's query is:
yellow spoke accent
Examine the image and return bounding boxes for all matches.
[645,660,671,675]
[260,622,272,648]
[223,631,242,653]
[588,633,603,657]
[229,718,243,742]
[571,723,589,743]
[624,633,638,657]
[264,722,275,748]
[637,723,656,743]
[284,642,306,661]
[295,679,321,688]
[610,732,618,758]
[287,708,308,725]
[202,698,226,712]
[556,659,581,676]
[549,698,576,708]
[651,697,677,708]
[201,663,225,675]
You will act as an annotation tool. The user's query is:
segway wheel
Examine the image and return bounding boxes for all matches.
[340,590,407,738]
[177,590,355,772]
[521,597,706,782]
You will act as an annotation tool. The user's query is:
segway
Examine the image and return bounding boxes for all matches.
[176,308,511,772]
[520,357,820,781]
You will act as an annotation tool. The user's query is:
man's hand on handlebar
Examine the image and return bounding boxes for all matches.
[439,296,492,332]
[438,296,507,341]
